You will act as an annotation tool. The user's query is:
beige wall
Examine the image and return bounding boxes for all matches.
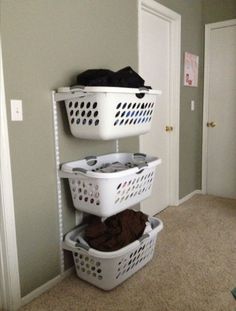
[0,0,138,296]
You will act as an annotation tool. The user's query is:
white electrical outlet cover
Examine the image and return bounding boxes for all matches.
[11,99,23,121]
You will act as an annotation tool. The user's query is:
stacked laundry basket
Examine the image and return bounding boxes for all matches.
[54,85,163,290]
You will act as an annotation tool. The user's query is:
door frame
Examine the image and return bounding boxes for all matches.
[138,0,181,206]
[0,34,21,310]
[202,19,236,194]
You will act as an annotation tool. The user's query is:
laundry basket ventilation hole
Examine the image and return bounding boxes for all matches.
[115,172,154,204]
[67,101,99,126]
[115,238,155,280]
[114,102,155,127]
[70,180,100,206]
[74,253,103,280]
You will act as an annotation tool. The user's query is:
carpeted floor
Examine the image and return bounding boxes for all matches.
[20,195,236,311]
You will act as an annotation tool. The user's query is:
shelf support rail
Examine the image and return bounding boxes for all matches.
[52,91,65,274]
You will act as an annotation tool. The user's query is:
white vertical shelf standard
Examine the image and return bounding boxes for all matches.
[52,91,65,273]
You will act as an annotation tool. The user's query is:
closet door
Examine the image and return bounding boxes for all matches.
[203,20,236,198]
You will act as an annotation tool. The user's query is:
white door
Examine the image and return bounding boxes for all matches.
[0,35,21,310]
[139,0,180,215]
[0,250,4,311]
[203,20,236,199]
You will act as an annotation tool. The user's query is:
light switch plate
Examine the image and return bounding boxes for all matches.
[191,100,195,111]
[11,99,23,121]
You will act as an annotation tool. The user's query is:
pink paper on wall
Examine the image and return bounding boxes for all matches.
[184,52,199,87]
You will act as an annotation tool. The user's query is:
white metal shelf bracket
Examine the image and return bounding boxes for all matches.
[52,91,65,274]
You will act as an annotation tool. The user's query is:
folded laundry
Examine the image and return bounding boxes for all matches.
[75,66,151,89]
[92,160,146,174]
[98,161,130,173]
[99,163,127,173]
[83,209,149,251]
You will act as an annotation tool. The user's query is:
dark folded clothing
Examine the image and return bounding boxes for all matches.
[109,67,144,88]
[84,209,148,252]
[76,69,114,87]
[76,66,150,89]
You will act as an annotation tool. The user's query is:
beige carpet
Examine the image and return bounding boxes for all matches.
[20,195,236,311]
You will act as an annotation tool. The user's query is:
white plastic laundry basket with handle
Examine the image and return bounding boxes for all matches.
[60,153,161,217]
[56,86,161,140]
[62,216,163,290]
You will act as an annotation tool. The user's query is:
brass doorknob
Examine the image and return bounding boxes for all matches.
[207,121,216,128]
[165,125,174,132]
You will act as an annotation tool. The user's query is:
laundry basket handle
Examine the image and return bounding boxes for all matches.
[62,241,90,252]
[133,152,146,158]
[84,156,98,166]
[133,153,148,174]
[138,87,150,93]
[137,163,148,169]
[70,85,94,97]
[71,156,97,174]
[72,167,88,174]
[136,164,148,175]
[85,155,97,160]
[138,233,150,243]
[57,85,94,98]
[75,242,90,251]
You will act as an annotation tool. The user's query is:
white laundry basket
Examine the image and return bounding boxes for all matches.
[60,153,161,217]
[57,86,161,140]
[63,216,163,290]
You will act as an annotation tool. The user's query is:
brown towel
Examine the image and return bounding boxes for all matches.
[84,210,148,251]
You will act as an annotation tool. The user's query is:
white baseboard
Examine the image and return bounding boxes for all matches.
[178,190,202,205]
[21,267,75,307]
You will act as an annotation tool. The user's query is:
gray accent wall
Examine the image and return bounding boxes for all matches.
[203,0,236,24]
[0,0,137,296]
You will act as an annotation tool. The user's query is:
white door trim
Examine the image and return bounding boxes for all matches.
[138,0,181,205]
[0,35,21,310]
[202,19,236,194]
